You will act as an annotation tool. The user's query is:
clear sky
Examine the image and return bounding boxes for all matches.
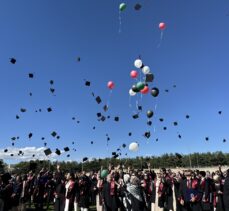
[0,0,229,163]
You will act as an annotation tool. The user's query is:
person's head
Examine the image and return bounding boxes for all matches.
[66,172,75,181]
[130,176,140,186]
[16,175,22,183]
[106,174,112,183]
[213,175,221,183]
[185,170,192,180]
[123,174,130,184]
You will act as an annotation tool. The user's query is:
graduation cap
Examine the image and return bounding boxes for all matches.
[138,106,142,111]
[101,116,106,121]
[11,154,14,157]
[103,105,108,112]
[165,89,169,92]
[128,132,132,136]
[173,85,177,88]
[51,131,57,137]
[107,115,110,119]
[205,137,209,141]
[218,111,222,115]
[41,137,45,140]
[16,115,20,119]
[19,150,22,154]
[173,122,178,126]
[132,114,139,119]
[47,107,52,112]
[83,157,88,162]
[92,92,95,97]
[28,73,34,78]
[85,81,91,86]
[178,134,182,139]
[134,3,142,10]
[122,144,126,148]
[50,80,54,85]
[10,58,16,64]
[77,57,81,62]
[28,133,32,139]
[144,131,151,139]
[64,147,70,152]
[186,115,190,119]
[223,139,226,143]
[113,154,119,159]
[147,120,152,126]
[107,137,110,141]
[163,127,167,130]
[12,143,15,146]
[145,73,154,83]
[56,136,60,139]
[44,142,47,146]
[39,109,42,112]
[20,108,27,113]
[95,96,102,104]
[50,88,55,93]
[91,141,94,144]
[77,121,80,124]
[55,149,61,155]
[93,126,96,130]
[44,148,52,156]
[72,117,76,120]
[114,116,119,122]
[29,92,32,96]
[156,138,159,142]
[4,149,8,153]
[97,113,102,118]
[159,118,164,122]
[17,136,19,140]
[11,137,16,141]
[112,152,117,156]
[67,154,70,157]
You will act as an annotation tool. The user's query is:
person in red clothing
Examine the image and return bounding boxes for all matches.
[64,172,76,211]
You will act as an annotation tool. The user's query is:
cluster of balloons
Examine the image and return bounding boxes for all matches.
[119,3,127,12]
[129,59,159,97]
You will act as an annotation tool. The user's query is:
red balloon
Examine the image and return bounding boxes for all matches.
[130,70,138,78]
[159,22,166,30]
[140,86,149,94]
[107,81,115,89]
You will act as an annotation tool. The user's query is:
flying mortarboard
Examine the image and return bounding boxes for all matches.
[134,3,142,10]
[28,73,34,78]
[132,114,139,119]
[47,107,52,112]
[44,148,52,156]
[103,105,108,112]
[145,73,154,83]
[64,147,70,152]
[114,116,119,122]
[85,81,91,86]
[20,108,27,113]
[55,149,61,155]
[51,131,57,137]
[83,157,88,162]
[10,58,16,64]
[95,96,102,104]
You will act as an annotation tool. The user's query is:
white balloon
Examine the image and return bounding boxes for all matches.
[134,59,143,69]
[129,89,136,96]
[129,142,139,152]
[142,66,150,74]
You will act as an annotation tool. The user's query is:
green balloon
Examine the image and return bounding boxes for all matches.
[119,3,127,12]
[136,82,145,91]
[101,169,109,178]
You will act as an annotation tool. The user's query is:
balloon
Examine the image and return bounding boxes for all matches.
[101,169,109,178]
[129,142,139,152]
[142,66,150,75]
[119,3,127,12]
[107,81,115,89]
[129,89,136,96]
[134,59,143,69]
[136,82,145,91]
[130,70,138,78]
[140,86,149,94]
[147,110,154,118]
[159,22,166,30]
[132,85,140,93]
[151,87,159,97]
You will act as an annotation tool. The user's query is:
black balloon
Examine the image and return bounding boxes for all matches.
[151,87,159,97]
[147,110,154,118]
[132,85,140,93]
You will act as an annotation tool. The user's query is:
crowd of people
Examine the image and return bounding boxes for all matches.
[0,165,229,211]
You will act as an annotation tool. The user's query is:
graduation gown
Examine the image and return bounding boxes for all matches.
[223,176,229,211]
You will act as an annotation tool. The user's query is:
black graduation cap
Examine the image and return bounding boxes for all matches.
[77,121,80,124]
[145,73,154,82]
[173,85,176,88]
[128,132,132,136]
[218,111,222,115]
[156,138,159,142]
[72,141,75,144]
[11,154,14,157]
[20,108,27,113]
[113,154,119,159]
[132,114,139,119]
[50,88,55,93]
[205,137,209,141]
[144,131,151,139]
[10,58,16,64]
[134,3,142,11]
[223,139,226,143]
[47,107,52,112]
[64,147,70,152]
[147,120,152,126]
[93,126,96,130]
[122,144,126,148]
[165,89,169,93]
[163,127,167,130]
[17,136,19,139]
[95,96,102,104]
[28,133,33,139]
[12,143,15,146]
[44,148,52,156]
[19,150,22,154]
[16,115,20,119]
[55,149,61,155]
[39,109,42,112]
[4,149,8,153]
[56,136,60,139]
[97,113,102,118]
[51,131,57,137]
[83,157,88,162]
[173,122,178,126]
[114,116,119,122]
[107,137,110,141]
[67,154,70,157]
[72,117,76,120]
[112,152,116,156]
[186,115,190,119]
[41,137,45,140]
[11,137,16,141]
[138,106,142,111]
[29,92,32,96]
[85,81,91,86]
[50,80,54,85]
[103,105,108,112]
[159,118,164,122]
[178,134,182,139]
[44,142,47,146]
[77,57,81,62]
[92,92,95,97]
[28,73,34,78]
[107,115,110,119]
[91,141,94,144]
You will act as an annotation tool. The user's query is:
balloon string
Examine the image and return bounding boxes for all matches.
[106,90,113,108]
[119,11,122,33]
[157,31,164,48]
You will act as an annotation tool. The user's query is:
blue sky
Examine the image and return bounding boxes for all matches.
[0,0,229,163]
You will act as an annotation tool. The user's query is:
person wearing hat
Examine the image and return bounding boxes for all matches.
[223,169,229,211]
[64,172,76,211]
[213,175,224,211]
[178,170,202,211]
